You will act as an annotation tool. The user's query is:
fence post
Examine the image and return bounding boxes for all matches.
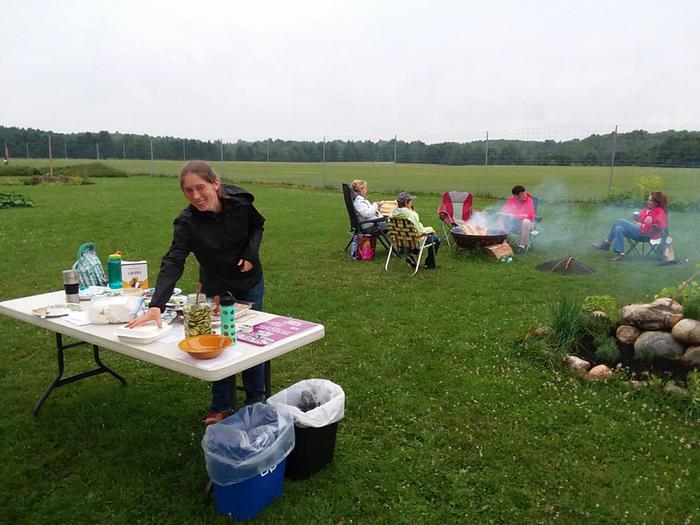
[96,142,100,160]
[64,142,68,160]
[322,136,326,188]
[607,125,618,196]
[482,131,489,195]
[26,142,29,159]
[150,140,154,175]
[48,135,54,178]
[392,134,398,188]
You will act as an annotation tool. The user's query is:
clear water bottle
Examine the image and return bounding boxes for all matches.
[350,235,359,260]
[219,291,236,344]
[107,251,123,289]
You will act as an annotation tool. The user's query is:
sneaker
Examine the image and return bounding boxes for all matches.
[516,245,526,254]
[610,253,625,261]
[406,255,417,267]
[592,240,611,251]
[204,410,232,427]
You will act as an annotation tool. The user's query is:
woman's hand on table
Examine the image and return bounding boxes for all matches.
[125,307,162,329]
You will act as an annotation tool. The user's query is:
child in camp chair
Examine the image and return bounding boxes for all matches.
[390,191,441,269]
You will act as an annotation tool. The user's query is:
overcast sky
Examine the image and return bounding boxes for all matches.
[2,0,699,142]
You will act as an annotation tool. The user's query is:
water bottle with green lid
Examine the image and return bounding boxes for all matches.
[108,251,123,289]
[219,292,237,344]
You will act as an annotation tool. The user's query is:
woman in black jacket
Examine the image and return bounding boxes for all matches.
[127,160,266,426]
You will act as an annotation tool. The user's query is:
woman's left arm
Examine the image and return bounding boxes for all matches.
[238,204,265,271]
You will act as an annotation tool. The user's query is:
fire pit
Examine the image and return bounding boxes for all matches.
[536,256,596,275]
[450,227,507,249]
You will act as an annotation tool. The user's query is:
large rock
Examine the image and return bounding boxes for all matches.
[564,355,591,376]
[621,298,683,330]
[671,318,700,345]
[616,325,642,345]
[634,331,685,360]
[663,383,688,396]
[585,364,612,380]
[680,346,700,367]
[666,314,684,328]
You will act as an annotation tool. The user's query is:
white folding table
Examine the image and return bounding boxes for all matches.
[0,290,325,415]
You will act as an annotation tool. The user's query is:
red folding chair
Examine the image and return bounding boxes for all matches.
[437,191,473,247]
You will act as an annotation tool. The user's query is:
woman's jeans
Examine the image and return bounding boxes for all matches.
[607,219,641,254]
[210,278,266,411]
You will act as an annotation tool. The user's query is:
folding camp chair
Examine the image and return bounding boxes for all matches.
[342,183,391,255]
[384,218,436,276]
[437,191,473,247]
[626,228,668,260]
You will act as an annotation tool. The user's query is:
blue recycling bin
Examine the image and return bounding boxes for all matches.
[202,403,295,520]
[212,459,287,520]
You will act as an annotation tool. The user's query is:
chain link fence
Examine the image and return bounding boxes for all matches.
[3,125,700,201]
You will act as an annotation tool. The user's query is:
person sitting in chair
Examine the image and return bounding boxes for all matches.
[391,191,441,269]
[592,191,668,261]
[498,185,535,254]
[351,179,387,232]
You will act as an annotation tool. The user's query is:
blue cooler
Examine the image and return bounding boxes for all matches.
[203,404,295,521]
[213,459,287,520]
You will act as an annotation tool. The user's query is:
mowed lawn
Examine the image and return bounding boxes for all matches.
[0,175,698,524]
[6,158,700,202]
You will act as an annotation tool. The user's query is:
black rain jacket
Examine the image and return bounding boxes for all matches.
[150,184,265,310]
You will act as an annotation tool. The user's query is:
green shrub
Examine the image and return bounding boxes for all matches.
[594,336,620,364]
[581,295,619,339]
[0,192,34,208]
[24,174,93,186]
[582,295,619,321]
[0,165,34,177]
[545,295,587,353]
[686,370,700,420]
[632,175,663,200]
[53,162,128,178]
[656,266,700,319]
[0,177,25,186]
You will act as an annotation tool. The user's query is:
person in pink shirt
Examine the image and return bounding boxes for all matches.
[592,192,668,261]
[499,185,535,253]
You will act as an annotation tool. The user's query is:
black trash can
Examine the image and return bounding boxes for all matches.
[267,379,345,480]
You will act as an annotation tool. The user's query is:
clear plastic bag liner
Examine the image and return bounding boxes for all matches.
[202,403,295,485]
[267,379,345,429]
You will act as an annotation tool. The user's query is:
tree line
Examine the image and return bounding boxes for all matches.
[1,126,699,167]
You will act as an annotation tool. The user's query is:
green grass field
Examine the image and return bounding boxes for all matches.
[4,158,700,201]
[0,175,698,524]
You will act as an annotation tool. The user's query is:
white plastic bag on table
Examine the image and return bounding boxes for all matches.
[87,295,143,324]
[202,403,294,486]
[267,379,345,429]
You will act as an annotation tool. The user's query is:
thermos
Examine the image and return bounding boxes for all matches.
[219,292,237,344]
[108,251,123,289]
[62,269,80,304]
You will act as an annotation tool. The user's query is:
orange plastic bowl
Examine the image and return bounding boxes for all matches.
[178,334,232,359]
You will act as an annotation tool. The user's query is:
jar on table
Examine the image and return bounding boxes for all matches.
[183,294,212,338]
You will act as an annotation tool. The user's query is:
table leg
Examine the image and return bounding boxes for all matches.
[264,360,271,399]
[32,333,127,416]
